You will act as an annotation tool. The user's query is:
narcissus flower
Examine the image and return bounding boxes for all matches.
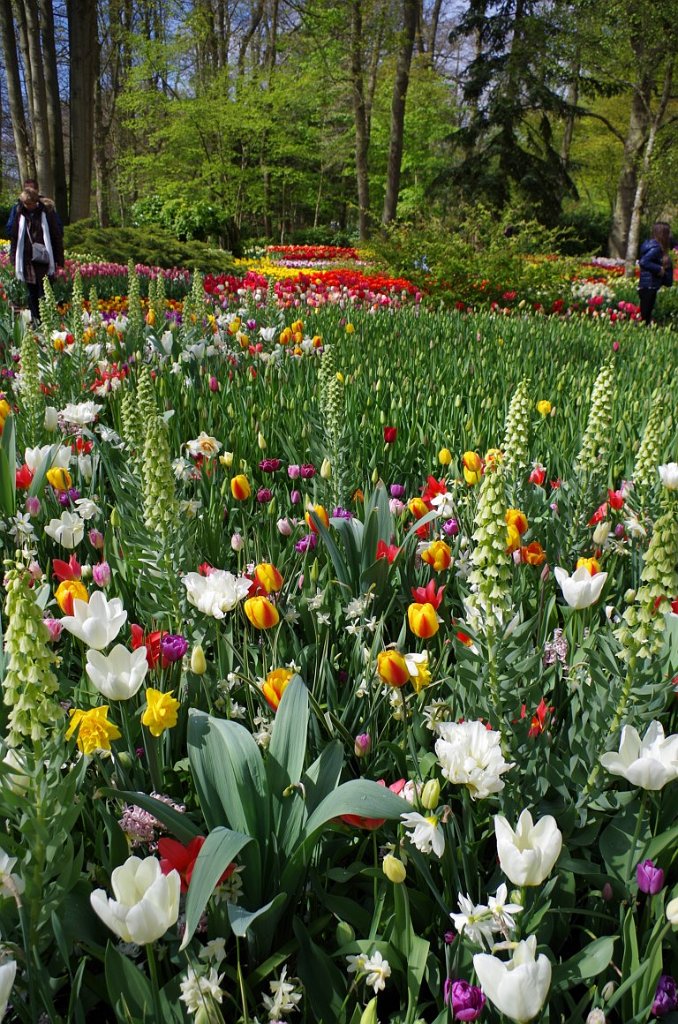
[305,504,329,532]
[230,474,251,500]
[407,602,440,638]
[377,649,410,687]
[462,451,483,486]
[66,705,122,755]
[404,652,431,693]
[421,540,452,571]
[262,667,294,709]
[244,595,279,629]
[55,579,89,615]
[142,688,181,736]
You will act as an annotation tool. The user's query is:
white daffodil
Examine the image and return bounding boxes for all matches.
[494,809,563,886]
[488,883,523,933]
[185,432,222,458]
[473,935,552,1023]
[363,951,391,994]
[600,720,678,790]
[401,811,445,857]
[450,893,496,949]
[0,960,17,1019]
[553,566,607,609]
[183,570,251,619]
[435,720,514,799]
[86,645,149,700]
[60,591,127,650]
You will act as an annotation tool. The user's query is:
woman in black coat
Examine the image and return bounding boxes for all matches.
[638,221,673,325]
[8,186,64,323]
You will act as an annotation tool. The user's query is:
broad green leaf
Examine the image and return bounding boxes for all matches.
[105,941,152,1023]
[293,917,347,1024]
[301,779,408,841]
[551,936,616,991]
[309,511,352,587]
[182,826,253,948]
[227,892,287,937]
[268,673,308,791]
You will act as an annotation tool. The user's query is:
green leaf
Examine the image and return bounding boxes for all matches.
[182,826,253,948]
[268,673,308,792]
[0,413,16,517]
[293,917,347,1023]
[105,941,153,1023]
[187,709,270,837]
[227,892,287,937]
[302,779,407,840]
[551,936,616,991]
[309,511,352,587]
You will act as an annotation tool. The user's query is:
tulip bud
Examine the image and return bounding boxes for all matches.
[371,467,379,484]
[585,1011,606,1024]
[257,432,267,450]
[382,854,407,884]
[624,588,636,603]
[601,982,616,1002]
[335,921,355,946]
[354,733,371,758]
[309,558,319,582]
[44,406,59,431]
[421,778,440,810]
[592,522,610,546]
[220,451,234,468]
[231,532,244,552]
[359,998,378,1024]
[110,507,121,528]
[190,644,207,675]
[277,517,292,537]
[636,858,664,894]
[438,447,452,466]
[320,458,332,479]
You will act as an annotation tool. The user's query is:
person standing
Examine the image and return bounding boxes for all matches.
[5,177,63,237]
[9,187,64,323]
[638,221,674,325]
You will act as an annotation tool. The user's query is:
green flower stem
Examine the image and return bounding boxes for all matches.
[581,658,635,801]
[236,936,250,1024]
[143,729,163,792]
[145,943,163,1023]
[624,789,648,892]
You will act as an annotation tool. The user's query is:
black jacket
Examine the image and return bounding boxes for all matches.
[639,239,673,291]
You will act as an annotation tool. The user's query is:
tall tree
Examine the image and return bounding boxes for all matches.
[382,0,417,225]
[351,0,371,239]
[68,0,98,220]
[0,0,33,182]
[39,0,66,211]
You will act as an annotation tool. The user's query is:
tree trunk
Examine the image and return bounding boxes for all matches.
[382,0,417,225]
[607,76,652,258]
[351,0,370,240]
[93,52,110,225]
[21,0,53,195]
[39,0,66,212]
[624,58,674,275]
[424,0,442,63]
[0,0,33,180]
[68,0,97,221]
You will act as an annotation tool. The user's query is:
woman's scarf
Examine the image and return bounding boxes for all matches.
[15,210,55,281]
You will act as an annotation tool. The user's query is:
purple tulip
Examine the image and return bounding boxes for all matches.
[300,464,316,479]
[652,975,678,1017]
[443,518,459,537]
[26,495,41,516]
[332,507,353,519]
[256,487,273,503]
[290,489,302,505]
[92,561,111,587]
[295,534,317,553]
[444,979,486,1021]
[161,634,189,663]
[354,733,371,758]
[259,458,281,472]
[636,859,665,895]
[287,464,301,479]
[389,483,406,499]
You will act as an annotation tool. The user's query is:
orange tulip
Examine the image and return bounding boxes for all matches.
[55,579,89,615]
[376,650,410,688]
[506,524,522,554]
[407,602,439,639]
[305,504,329,533]
[505,509,528,536]
[521,542,546,566]
[408,496,429,520]
[576,556,601,576]
[262,667,294,710]
[244,596,279,629]
[230,474,251,500]
[254,562,283,594]
[421,540,452,572]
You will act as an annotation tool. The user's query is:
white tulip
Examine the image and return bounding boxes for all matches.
[90,855,180,945]
[24,444,71,474]
[44,510,85,549]
[60,591,127,650]
[183,570,251,619]
[86,645,149,700]
[473,935,552,1023]
[600,720,678,790]
[435,720,514,800]
[554,566,607,609]
[44,406,59,431]
[667,896,678,925]
[658,462,678,490]
[494,809,562,886]
[0,959,17,1020]
[59,401,103,425]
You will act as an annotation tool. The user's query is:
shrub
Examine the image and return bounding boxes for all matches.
[63,222,237,274]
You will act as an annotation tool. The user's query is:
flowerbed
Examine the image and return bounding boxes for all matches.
[0,270,677,1024]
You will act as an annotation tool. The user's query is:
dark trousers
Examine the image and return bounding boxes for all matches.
[638,288,658,324]
[26,280,44,322]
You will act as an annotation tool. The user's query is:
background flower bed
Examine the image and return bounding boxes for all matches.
[0,272,676,1024]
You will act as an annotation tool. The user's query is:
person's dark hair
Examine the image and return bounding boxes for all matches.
[23,178,38,189]
[20,187,39,207]
[652,221,671,253]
